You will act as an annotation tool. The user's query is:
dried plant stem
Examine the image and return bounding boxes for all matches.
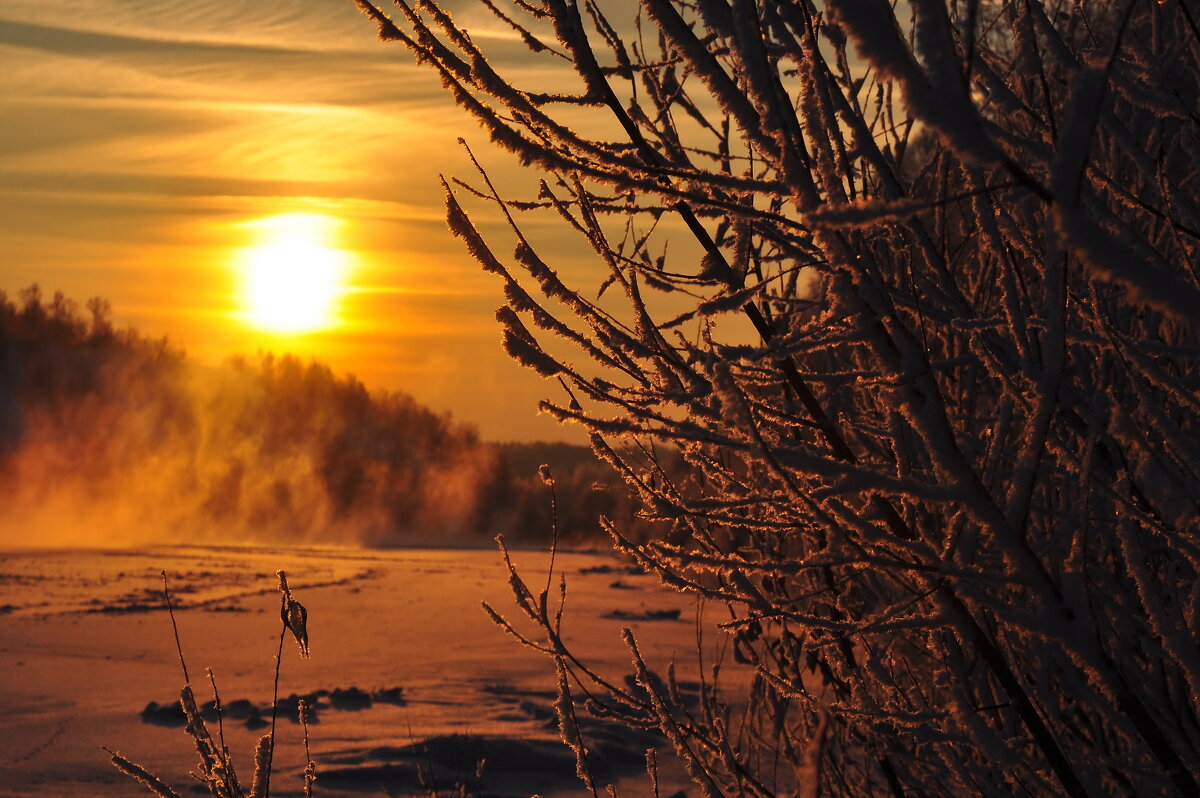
[249,734,273,798]
[205,667,235,786]
[263,618,287,798]
[160,570,189,685]
[111,571,313,798]
[299,699,316,798]
[104,747,183,798]
[540,465,559,611]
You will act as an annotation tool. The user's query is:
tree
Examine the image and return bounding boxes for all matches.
[354,0,1200,793]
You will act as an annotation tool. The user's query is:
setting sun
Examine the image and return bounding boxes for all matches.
[236,213,349,334]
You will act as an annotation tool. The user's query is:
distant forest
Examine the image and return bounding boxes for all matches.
[0,286,665,546]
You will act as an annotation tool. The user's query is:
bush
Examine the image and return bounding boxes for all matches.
[355,0,1200,794]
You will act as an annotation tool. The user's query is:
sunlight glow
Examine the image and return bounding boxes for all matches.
[236,214,349,334]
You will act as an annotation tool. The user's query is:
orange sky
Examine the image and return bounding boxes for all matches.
[0,0,587,442]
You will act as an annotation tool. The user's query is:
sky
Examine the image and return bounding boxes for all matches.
[0,0,587,442]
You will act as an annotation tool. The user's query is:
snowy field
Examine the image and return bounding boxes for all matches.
[0,545,710,797]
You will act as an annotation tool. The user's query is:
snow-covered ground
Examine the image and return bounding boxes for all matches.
[0,545,709,796]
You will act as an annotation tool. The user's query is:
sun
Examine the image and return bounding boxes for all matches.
[236,214,349,334]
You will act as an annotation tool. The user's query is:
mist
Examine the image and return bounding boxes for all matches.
[0,285,661,548]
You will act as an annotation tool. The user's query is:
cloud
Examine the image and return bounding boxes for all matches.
[0,18,319,59]
[0,0,379,52]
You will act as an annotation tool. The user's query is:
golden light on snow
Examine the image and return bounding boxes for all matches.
[236,213,350,334]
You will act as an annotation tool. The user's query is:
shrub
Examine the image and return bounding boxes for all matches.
[355,0,1200,794]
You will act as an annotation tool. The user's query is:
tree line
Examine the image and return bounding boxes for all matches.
[0,285,668,546]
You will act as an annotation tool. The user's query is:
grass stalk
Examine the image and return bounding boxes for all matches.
[299,699,316,798]
[160,570,189,685]
[262,620,286,798]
